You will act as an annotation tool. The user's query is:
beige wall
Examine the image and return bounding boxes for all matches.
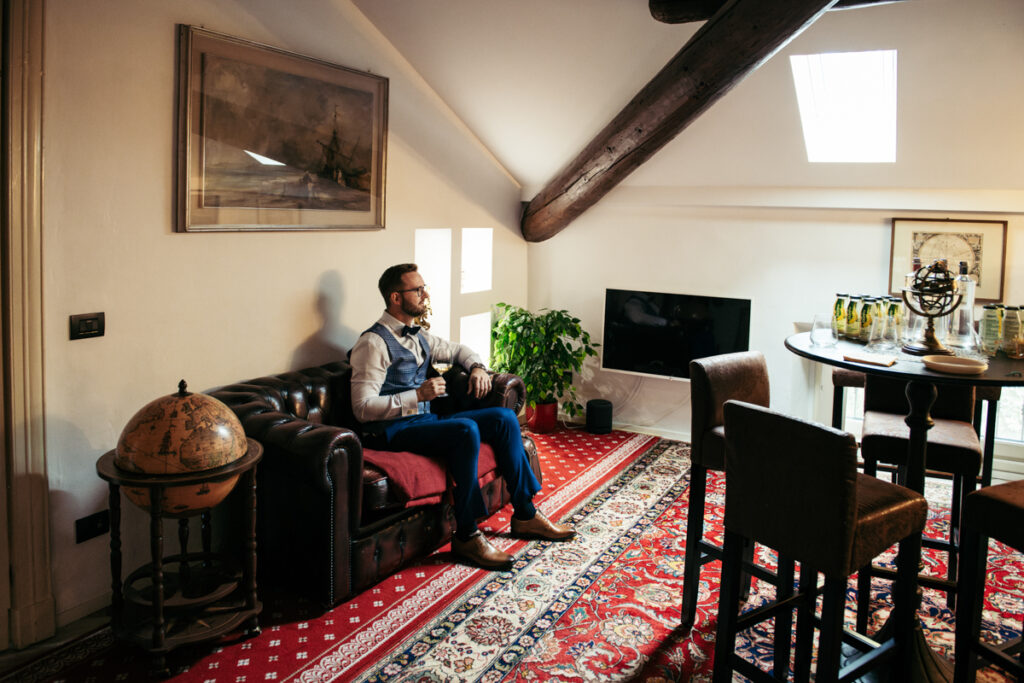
[42,0,527,624]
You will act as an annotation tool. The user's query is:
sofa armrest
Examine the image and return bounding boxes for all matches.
[431,368,526,416]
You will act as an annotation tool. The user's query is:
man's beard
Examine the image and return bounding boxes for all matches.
[401,299,426,318]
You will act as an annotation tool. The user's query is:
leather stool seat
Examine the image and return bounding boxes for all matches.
[954,480,1024,681]
[714,401,927,682]
[861,411,982,475]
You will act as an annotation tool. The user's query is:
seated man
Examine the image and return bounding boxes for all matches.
[349,263,574,569]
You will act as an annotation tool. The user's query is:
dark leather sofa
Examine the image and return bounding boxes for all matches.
[210,361,540,608]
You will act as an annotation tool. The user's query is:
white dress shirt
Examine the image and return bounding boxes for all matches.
[349,311,485,423]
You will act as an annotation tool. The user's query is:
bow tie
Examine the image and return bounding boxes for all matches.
[402,325,421,337]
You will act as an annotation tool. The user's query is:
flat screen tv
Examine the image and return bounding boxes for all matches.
[601,288,751,380]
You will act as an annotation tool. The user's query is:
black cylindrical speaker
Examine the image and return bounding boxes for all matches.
[586,399,612,434]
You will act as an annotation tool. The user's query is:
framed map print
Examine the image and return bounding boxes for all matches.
[889,218,1007,303]
[175,26,388,231]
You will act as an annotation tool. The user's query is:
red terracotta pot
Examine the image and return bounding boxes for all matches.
[527,401,558,433]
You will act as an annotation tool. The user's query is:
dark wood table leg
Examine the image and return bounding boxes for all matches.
[902,378,954,682]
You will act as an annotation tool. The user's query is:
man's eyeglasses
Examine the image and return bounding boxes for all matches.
[395,285,428,298]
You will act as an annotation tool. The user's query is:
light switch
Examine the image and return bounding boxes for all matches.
[70,312,105,340]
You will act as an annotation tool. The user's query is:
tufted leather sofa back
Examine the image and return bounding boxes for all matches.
[213,361,526,434]
[213,361,352,429]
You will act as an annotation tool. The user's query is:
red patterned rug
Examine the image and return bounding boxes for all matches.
[7,428,1023,682]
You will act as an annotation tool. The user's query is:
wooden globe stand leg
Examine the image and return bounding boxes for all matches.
[149,485,170,678]
[108,483,123,634]
[242,467,260,637]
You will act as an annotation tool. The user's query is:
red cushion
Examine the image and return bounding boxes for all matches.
[362,443,498,507]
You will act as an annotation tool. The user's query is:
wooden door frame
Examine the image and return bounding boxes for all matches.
[2,0,55,650]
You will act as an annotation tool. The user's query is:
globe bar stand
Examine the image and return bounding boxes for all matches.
[96,441,263,677]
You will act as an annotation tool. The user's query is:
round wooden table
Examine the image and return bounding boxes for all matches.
[786,331,1024,681]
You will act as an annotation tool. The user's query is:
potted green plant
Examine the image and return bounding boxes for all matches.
[491,303,599,432]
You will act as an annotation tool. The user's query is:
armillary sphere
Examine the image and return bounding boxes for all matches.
[902,260,962,356]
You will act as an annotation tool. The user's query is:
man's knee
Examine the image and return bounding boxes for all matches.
[489,406,519,429]
[448,418,482,450]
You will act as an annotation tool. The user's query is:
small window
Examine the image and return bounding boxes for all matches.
[460,228,493,294]
[460,312,492,366]
[790,50,897,163]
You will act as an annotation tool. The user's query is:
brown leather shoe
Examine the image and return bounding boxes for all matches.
[511,511,576,541]
[452,531,513,570]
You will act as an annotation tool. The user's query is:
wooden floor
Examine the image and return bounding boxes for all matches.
[0,609,108,681]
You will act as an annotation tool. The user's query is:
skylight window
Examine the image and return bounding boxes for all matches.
[790,50,897,163]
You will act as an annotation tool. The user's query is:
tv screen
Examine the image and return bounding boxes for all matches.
[601,288,751,380]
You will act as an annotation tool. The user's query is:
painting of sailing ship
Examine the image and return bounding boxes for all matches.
[201,54,374,211]
[176,26,387,231]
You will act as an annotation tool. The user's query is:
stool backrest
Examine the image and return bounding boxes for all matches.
[864,375,975,421]
[723,400,858,577]
[689,351,769,468]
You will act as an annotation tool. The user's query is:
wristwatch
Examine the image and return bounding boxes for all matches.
[469,362,487,373]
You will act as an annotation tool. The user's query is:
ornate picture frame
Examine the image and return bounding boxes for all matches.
[888,218,1007,303]
[175,26,388,232]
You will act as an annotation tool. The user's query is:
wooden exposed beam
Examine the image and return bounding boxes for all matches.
[650,0,907,24]
[520,0,839,243]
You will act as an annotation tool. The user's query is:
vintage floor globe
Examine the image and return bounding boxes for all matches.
[115,380,248,516]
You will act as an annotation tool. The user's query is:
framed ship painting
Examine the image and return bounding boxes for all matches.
[888,218,1007,303]
[175,26,388,232]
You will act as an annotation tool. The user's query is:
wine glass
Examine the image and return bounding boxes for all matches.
[432,361,452,397]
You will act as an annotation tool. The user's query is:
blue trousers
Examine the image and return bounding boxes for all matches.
[382,407,541,538]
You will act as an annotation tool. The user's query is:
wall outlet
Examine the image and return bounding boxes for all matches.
[75,509,109,543]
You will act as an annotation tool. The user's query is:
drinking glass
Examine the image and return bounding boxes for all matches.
[810,314,839,347]
[865,314,897,352]
[432,361,452,397]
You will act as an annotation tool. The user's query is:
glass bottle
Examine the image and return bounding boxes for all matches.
[834,293,848,338]
[846,296,862,340]
[1002,306,1021,356]
[887,296,903,343]
[980,304,1001,357]
[903,257,922,344]
[946,261,977,353]
[858,298,872,342]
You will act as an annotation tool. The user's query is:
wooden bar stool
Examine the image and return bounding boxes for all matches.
[954,479,1024,682]
[682,351,771,633]
[831,368,865,430]
[858,375,981,620]
[713,400,927,683]
[973,386,1000,489]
